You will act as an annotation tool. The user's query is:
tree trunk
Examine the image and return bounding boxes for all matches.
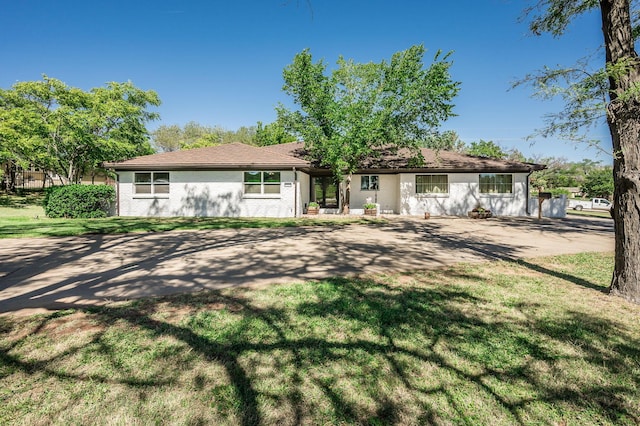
[601,0,640,303]
[8,161,16,193]
[342,174,351,215]
[67,159,74,185]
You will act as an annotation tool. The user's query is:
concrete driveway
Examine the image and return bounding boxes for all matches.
[0,216,614,315]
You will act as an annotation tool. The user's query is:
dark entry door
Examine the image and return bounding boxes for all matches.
[313,176,338,208]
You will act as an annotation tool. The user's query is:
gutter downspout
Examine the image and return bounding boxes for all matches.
[525,170,532,216]
[293,167,298,218]
[115,171,120,216]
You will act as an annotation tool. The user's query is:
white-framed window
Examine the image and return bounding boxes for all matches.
[134,172,170,195]
[360,175,379,191]
[479,174,513,194]
[244,171,281,195]
[416,175,449,194]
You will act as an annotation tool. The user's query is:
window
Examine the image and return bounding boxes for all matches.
[479,174,513,194]
[244,171,281,195]
[134,172,170,195]
[416,175,449,194]
[360,175,379,191]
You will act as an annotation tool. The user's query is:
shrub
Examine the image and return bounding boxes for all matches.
[44,185,115,218]
[551,188,570,197]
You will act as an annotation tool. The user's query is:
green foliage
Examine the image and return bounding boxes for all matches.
[515,62,609,145]
[0,76,159,183]
[504,148,527,162]
[466,139,506,159]
[551,187,571,196]
[43,184,115,218]
[525,0,600,37]
[530,157,600,189]
[254,121,297,146]
[518,1,640,148]
[363,202,377,209]
[581,167,614,198]
[150,124,182,152]
[421,130,466,151]
[152,122,258,151]
[277,45,459,208]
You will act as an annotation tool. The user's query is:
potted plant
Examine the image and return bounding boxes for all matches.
[307,201,319,215]
[468,204,492,219]
[364,202,377,216]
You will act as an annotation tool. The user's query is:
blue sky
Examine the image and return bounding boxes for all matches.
[1,0,610,162]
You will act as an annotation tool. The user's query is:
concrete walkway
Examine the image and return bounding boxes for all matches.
[0,216,614,315]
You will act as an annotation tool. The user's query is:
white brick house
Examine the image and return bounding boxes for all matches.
[105,142,546,218]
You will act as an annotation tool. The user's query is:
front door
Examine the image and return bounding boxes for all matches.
[313,176,338,208]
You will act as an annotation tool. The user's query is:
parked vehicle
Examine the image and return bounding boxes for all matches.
[567,198,612,211]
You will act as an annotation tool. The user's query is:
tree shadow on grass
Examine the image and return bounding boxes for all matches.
[0,216,369,239]
[1,271,638,425]
[0,194,43,208]
[382,218,610,292]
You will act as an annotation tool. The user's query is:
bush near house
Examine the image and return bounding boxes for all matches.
[44,185,115,218]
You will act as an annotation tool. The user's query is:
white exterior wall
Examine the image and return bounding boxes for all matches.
[298,172,311,216]
[116,170,535,218]
[528,195,567,218]
[117,170,299,218]
[399,172,530,216]
[349,174,399,213]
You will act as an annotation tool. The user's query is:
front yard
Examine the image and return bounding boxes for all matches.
[1,252,638,425]
[0,193,379,239]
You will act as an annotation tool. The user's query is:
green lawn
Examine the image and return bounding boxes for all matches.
[0,193,45,219]
[0,194,380,238]
[566,209,613,219]
[1,252,638,425]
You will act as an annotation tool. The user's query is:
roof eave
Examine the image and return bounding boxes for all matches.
[352,166,543,174]
[105,163,309,171]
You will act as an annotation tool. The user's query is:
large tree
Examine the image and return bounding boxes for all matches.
[0,76,159,184]
[524,0,640,302]
[421,130,466,152]
[466,139,507,159]
[278,45,459,212]
[582,166,615,198]
[255,120,297,146]
[151,124,183,152]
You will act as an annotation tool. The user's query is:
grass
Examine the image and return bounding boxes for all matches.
[566,209,613,219]
[0,216,382,239]
[0,192,45,219]
[1,252,638,425]
[0,193,382,239]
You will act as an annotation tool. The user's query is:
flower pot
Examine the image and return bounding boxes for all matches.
[307,207,319,215]
[364,208,377,216]
[468,210,491,219]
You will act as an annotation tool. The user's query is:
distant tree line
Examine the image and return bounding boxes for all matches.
[423,131,613,198]
[150,120,296,152]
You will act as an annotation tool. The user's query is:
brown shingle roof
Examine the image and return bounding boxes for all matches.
[105,142,310,170]
[260,142,545,173]
[261,141,308,158]
[418,148,546,172]
[105,141,545,173]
